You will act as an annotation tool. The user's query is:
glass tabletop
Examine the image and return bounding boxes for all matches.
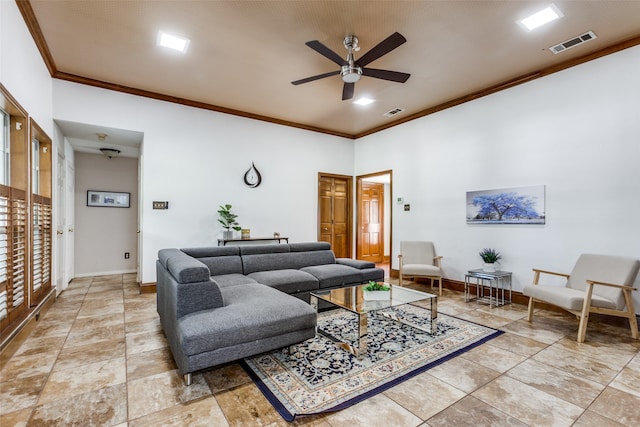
[311,283,436,314]
[467,269,512,278]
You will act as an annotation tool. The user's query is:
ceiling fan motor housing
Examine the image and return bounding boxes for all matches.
[342,35,362,82]
[341,64,362,82]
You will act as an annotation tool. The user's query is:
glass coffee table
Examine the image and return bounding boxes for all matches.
[310,283,437,359]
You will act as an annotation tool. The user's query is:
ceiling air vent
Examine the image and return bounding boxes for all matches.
[384,107,405,117]
[549,31,597,54]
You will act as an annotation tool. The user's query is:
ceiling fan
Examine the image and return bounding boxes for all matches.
[291,32,411,101]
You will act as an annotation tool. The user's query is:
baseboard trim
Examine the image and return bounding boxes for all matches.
[0,288,56,355]
[74,269,137,278]
[140,282,156,294]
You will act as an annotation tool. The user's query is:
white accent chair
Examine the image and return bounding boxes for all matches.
[523,254,640,343]
[398,241,443,295]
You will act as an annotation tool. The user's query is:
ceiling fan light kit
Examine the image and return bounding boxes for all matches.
[292,32,410,101]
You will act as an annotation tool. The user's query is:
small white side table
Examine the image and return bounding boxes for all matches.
[465,269,512,307]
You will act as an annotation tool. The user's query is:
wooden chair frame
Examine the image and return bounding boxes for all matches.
[527,268,638,343]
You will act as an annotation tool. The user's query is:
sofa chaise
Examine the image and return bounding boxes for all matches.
[156,242,384,384]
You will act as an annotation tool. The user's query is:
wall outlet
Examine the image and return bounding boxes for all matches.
[152,201,169,209]
[124,252,130,259]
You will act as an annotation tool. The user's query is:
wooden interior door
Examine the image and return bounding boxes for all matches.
[358,181,384,262]
[318,174,351,258]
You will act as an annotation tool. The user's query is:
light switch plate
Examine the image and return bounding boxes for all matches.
[153,201,169,209]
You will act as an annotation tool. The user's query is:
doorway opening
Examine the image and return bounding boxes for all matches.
[356,170,392,278]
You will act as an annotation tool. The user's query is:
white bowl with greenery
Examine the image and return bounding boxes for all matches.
[363,281,390,300]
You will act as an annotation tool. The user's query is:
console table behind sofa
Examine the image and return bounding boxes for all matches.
[217,236,289,246]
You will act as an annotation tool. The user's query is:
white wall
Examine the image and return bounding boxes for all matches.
[52,81,355,283]
[355,45,640,309]
[0,1,52,134]
[74,152,138,276]
[1,0,61,295]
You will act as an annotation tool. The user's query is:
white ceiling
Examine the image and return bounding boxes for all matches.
[21,0,640,148]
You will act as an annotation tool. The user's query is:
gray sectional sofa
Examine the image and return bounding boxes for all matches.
[156,242,384,384]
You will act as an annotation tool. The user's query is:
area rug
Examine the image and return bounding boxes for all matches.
[242,304,502,421]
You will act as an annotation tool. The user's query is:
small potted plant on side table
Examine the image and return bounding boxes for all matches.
[363,281,391,300]
[479,248,501,272]
[218,204,242,240]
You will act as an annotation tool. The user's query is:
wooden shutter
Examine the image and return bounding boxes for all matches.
[0,186,27,329]
[31,195,52,299]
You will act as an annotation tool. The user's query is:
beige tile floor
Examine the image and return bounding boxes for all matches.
[1,274,639,426]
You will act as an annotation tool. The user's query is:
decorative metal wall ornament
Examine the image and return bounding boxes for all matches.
[244,162,262,188]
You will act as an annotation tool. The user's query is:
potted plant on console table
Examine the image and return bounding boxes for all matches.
[479,248,501,272]
[363,281,391,301]
[218,204,242,240]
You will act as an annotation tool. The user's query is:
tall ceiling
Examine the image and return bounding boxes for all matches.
[20,0,640,139]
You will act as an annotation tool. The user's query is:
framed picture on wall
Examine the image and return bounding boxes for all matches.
[466,185,545,224]
[87,190,130,208]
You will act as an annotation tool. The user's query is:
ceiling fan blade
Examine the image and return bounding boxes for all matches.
[305,40,347,66]
[362,68,410,83]
[342,82,355,100]
[291,70,340,85]
[356,32,407,67]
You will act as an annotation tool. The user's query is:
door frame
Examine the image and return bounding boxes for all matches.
[356,170,393,263]
[56,151,67,294]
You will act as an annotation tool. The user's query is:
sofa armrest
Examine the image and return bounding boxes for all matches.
[157,253,224,319]
[336,258,376,269]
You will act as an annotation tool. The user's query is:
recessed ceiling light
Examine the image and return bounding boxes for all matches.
[518,4,563,31]
[157,31,190,53]
[354,97,375,106]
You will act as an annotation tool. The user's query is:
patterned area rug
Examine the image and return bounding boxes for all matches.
[242,304,502,421]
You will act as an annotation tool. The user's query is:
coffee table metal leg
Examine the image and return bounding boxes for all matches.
[357,312,368,358]
[431,297,438,334]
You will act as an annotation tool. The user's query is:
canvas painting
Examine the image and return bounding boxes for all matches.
[466,185,545,224]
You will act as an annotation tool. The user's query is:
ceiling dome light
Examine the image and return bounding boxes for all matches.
[100,148,121,159]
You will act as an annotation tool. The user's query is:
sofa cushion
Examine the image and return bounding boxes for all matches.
[242,250,337,274]
[336,258,376,269]
[211,274,257,288]
[182,247,244,275]
[182,246,240,258]
[289,242,331,252]
[199,256,243,275]
[178,283,316,356]
[239,244,290,255]
[360,268,385,282]
[300,264,364,289]
[247,269,319,294]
